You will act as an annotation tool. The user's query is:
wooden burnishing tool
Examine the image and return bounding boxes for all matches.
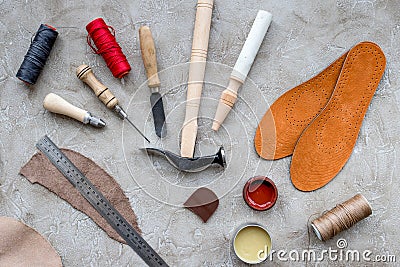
[139,26,167,138]
[180,0,214,158]
[76,65,150,142]
[43,93,106,127]
[212,10,272,131]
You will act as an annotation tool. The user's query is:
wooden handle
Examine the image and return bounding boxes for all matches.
[43,93,87,123]
[231,10,272,81]
[212,77,243,131]
[213,10,272,131]
[76,64,118,109]
[181,0,214,158]
[139,26,160,88]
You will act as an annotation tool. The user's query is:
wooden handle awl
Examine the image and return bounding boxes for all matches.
[76,64,118,109]
[43,93,106,128]
[180,0,214,158]
[43,93,87,123]
[139,26,160,88]
[212,10,272,131]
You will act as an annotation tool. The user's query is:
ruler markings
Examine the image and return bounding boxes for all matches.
[36,135,168,267]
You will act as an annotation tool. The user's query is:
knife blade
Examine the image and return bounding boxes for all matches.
[139,26,167,138]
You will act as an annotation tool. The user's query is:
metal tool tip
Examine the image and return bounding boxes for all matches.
[218,146,226,168]
[124,114,151,143]
[89,116,106,128]
[98,119,106,128]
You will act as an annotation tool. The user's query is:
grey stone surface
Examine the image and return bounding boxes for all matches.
[0,0,399,266]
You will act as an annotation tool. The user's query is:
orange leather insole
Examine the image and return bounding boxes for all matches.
[290,42,386,191]
[255,51,348,160]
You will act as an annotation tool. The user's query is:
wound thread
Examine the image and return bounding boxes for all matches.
[311,194,372,241]
[16,24,58,85]
[86,18,131,79]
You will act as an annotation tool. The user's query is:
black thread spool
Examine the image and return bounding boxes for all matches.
[16,24,58,85]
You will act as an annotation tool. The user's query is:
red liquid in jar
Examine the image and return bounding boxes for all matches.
[247,181,276,209]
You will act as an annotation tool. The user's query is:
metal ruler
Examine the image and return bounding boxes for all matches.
[36,135,169,267]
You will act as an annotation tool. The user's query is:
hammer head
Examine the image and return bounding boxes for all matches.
[142,146,226,172]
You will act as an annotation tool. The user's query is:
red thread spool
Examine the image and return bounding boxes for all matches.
[243,176,278,211]
[86,18,131,78]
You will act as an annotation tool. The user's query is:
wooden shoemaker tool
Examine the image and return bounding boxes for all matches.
[180,0,214,158]
[43,93,106,127]
[212,10,272,131]
[76,65,150,142]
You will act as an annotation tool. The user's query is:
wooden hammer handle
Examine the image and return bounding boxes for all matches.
[76,64,118,109]
[139,26,160,88]
[181,0,214,158]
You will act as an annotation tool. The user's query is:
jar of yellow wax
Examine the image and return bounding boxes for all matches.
[233,224,272,264]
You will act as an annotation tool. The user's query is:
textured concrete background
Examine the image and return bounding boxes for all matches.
[0,0,399,266]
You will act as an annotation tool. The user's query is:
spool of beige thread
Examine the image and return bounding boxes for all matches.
[311,194,372,241]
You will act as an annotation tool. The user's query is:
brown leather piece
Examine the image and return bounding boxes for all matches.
[0,216,62,266]
[254,52,348,159]
[291,42,386,191]
[183,188,219,223]
[20,149,141,243]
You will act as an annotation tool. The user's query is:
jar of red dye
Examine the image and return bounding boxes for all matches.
[243,176,278,211]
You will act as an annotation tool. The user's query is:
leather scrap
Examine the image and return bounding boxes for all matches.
[0,216,62,267]
[19,149,141,243]
[290,41,386,191]
[183,187,219,223]
[254,51,347,160]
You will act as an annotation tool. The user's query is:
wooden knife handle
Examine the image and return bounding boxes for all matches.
[76,64,118,109]
[139,26,160,88]
[43,93,87,123]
